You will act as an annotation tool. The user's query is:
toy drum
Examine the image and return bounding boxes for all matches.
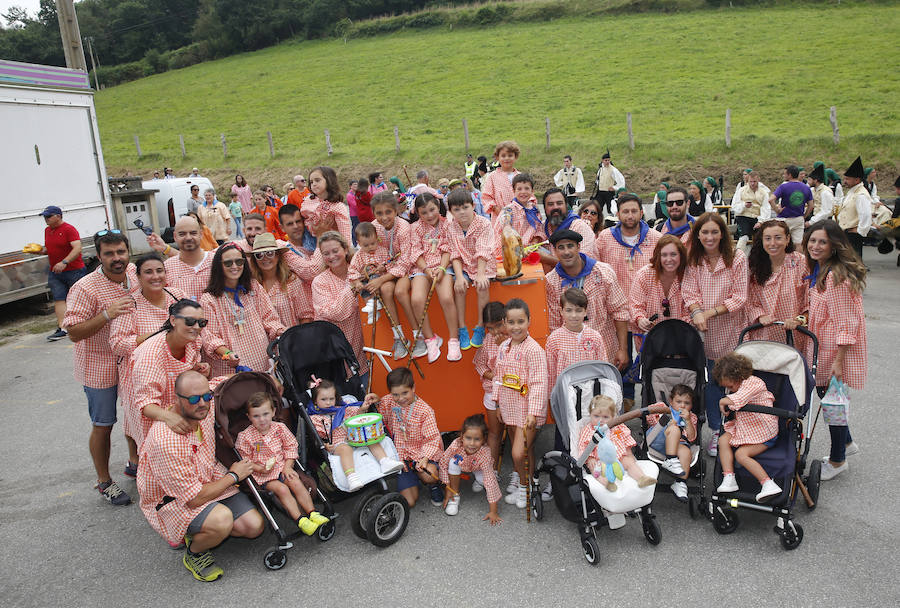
[344,413,386,447]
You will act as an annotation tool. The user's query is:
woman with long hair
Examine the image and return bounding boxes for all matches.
[200,244,285,376]
[247,232,312,327]
[232,174,253,214]
[578,199,604,236]
[802,219,867,480]
[628,234,690,349]
[683,212,748,454]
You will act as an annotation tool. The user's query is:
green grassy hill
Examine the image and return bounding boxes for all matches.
[95,2,899,193]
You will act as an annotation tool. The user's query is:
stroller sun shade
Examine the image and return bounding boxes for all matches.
[550,360,623,453]
[274,321,364,403]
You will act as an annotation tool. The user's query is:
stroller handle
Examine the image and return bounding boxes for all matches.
[738,322,819,376]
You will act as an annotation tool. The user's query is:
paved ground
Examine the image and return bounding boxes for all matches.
[1,251,899,607]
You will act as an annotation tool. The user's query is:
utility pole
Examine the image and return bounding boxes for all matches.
[85,36,100,89]
[55,0,88,72]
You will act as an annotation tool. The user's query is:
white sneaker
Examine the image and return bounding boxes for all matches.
[411,335,427,358]
[662,457,685,476]
[444,495,460,516]
[505,471,520,494]
[821,460,848,481]
[756,479,782,502]
[346,471,363,491]
[671,481,688,502]
[471,477,484,493]
[707,430,719,457]
[379,457,404,475]
[392,338,408,359]
[717,473,738,493]
[515,484,528,509]
[540,484,553,502]
[504,489,518,505]
[844,441,860,457]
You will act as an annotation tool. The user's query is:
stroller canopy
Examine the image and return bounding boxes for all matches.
[273,321,364,403]
[213,371,285,467]
[550,360,622,453]
[733,341,814,417]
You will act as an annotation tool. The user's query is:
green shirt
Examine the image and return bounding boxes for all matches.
[228,201,242,218]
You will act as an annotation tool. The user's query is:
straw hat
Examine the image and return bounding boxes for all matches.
[251,232,285,253]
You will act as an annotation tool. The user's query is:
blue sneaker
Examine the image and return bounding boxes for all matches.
[458,327,471,350]
[470,325,486,348]
[429,483,444,507]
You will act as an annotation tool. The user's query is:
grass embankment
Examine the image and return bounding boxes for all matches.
[95,2,900,195]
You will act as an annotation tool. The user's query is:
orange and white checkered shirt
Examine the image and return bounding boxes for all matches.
[235,421,299,484]
[493,199,544,251]
[491,336,548,428]
[473,333,502,397]
[252,279,305,328]
[446,215,496,279]
[310,404,361,445]
[200,288,285,377]
[593,226,662,298]
[481,169,519,219]
[546,326,607,388]
[311,269,368,375]
[545,259,628,362]
[283,246,323,320]
[439,438,502,504]
[578,422,637,470]
[722,375,778,446]
[376,395,442,463]
[682,250,749,360]
[137,407,237,546]
[628,264,690,349]
[558,218,597,259]
[746,251,807,347]
[409,216,451,270]
[63,265,139,389]
[348,248,390,282]
[303,198,353,246]
[374,218,414,278]
[659,223,693,246]
[164,252,212,302]
[646,403,699,443]
[807,273,867,389]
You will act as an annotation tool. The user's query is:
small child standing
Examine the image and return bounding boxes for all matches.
[302,166,354,246]
[369,367,444,508]
[236,392,329,535]
[577,395,656,488]
[644,384,698,501]
[472,302,508,470]
[481,140,522,220]
[545,287,607,388]
[229,191,243,238]
[713,352,782,502]
[306,379,403,491]
[439,414,503,524]
[492,299,548,508]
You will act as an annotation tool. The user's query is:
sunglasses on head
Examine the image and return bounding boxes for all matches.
[174,314,208,327]
[662,298,671,317]
[95,229,122,237]
[666,199,686,207]
[223,258,245,268]
[177,392,213,405]
[253,250,277,260]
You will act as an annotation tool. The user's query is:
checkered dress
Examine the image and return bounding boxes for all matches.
[491,336,548,428]
[682,250,749,360]
[446,215,497,278]
[577,422,637,470]
[137,408,237,546]
[546,326,607,389]
[545,260,628,362]
[311,270,368,375]
[310,405,361,445]
[439,439,502,504]
[628,264,689,348]
[376,396,442,463]
[722,375,778,446]
[473,334,502,397]
[302,198,353,245]
[593,227,662,298]
[481,169,519,219]
[235,422,299,484]
[746,251,808,349]
[200,288,285,377]
[164,253,212,302]
[283,246,323,320]
[374,218,414,277]
[348,249,390,282]
[410,216,451,270]
[253,279,305,328]
[807,273,867,389]
[63,265,139,389]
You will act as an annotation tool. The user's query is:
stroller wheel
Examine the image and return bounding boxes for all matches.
[780,522,804,550]
[581,537,600,565]
[712,506,739,534]
[351,487,383,541]
[531,487,544,521]
[365,491,410,548]
[317,521,336,542]
[641,514,662,545]
[263,548,287,571]
[806,460,822,511]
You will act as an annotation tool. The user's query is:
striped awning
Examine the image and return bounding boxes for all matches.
[0,59,91,90]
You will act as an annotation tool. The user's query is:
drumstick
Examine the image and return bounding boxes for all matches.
[523,427,531,523]
[409,459,458,496]
[365,267,425,379]
[406,272,440,369]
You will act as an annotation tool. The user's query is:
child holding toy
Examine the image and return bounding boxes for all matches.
[348,222,388,292]
[644,384,698,501]
[472,302,508,470]
[439,414,503,524]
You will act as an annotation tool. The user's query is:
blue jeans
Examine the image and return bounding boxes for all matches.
[351,216,360,245]
[233,216,243,238]
[705,359,725,431]
[829,425,853,463]
[48,267,88,301]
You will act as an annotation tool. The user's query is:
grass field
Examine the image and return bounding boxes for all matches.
[95,2,900,193]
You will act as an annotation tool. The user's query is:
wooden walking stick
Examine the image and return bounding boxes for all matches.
[417,463,459,496]
[523,427,531,523]
[495,426,508,473]
[406,272,440,369]
[402,165,413,191]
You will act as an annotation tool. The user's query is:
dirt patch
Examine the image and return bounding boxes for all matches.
[0,296,57,346]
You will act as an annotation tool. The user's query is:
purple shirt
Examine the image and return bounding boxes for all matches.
[773,181,812,218]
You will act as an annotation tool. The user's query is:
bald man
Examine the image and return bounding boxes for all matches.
[155,216,213,301]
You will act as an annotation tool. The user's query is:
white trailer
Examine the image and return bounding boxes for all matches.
[0,59,113,305]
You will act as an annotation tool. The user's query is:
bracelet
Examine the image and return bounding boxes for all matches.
[437,266,446,273]
[220,350,233,360]
[227,471,240,485]
[102,309,111,322]
[163,245,172,254]
[690,309,702,318]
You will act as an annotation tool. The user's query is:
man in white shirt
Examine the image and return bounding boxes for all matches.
[807,164,835,225]
[592,150,625,216]
[835,156,873,260]
[554,155,585,207]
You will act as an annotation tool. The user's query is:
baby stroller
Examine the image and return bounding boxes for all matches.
[269,321,410,548]
[534,360,661,565]
[214,371,337,571]
[636,319,708,516]
[706,322,819,550]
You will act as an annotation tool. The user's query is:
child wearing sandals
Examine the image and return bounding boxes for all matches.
[713,352,782,502]
[306,378,404,491]
[577,395,656,488]
[472,301,508,472]
[644,384,698,501]
[439,414,503,525]
[236,392,329,535]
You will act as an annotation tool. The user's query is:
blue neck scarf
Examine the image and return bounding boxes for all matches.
[223,285,246,307]
[545,210,579,239]
[554,253,596,288]
[610,220,650,257]
[664,215,694,237]
[515,198,541,230]
[803,262,829,289]
[307,400,360,431]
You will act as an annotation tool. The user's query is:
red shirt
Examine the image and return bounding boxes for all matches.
[44,222,85,270]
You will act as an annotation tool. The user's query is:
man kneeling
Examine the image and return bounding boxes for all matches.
[137,370,264,581]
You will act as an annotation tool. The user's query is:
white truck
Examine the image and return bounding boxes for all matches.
[0,59,113,305]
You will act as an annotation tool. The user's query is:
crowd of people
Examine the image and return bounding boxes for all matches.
[44,139,894,582]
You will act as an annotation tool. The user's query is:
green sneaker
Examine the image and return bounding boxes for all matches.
[183,549,224,582]
[308,511,330,526]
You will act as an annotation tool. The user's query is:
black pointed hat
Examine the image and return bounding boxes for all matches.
[809,164,825,183]
[894,175,900,189]
[602,148,611,160]
[844,156,864,179]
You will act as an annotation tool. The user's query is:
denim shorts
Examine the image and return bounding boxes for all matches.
[396,460,439,491]
[444,267,472,282]
[647,423,691,453]
[186,492,256,535]
[48,267,88,301]
[83,385,118,426]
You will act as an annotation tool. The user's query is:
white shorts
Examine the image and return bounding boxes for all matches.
[483,393,497,411]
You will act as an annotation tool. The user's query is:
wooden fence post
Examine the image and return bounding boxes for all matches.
[725,109,732,148]
[462,119,469,152]
[267,131,274,158]
[626,113,634,150]
[221,133,227,158]
[394,126,400,152]
[830,106,839,145]
[133,135,142,158]
[324,129,333,156]
[545,117,551,151]
[179,134,186,159]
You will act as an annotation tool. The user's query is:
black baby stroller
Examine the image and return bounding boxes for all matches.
[269,321,410,548]
[706,323,819,550]
[636,319,708,516]
[534,360,661,565]
[214,371,337,571]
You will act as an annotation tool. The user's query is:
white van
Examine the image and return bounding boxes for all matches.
[141,176,215,234]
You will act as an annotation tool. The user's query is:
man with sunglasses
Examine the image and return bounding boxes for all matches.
[186,185,203,214]
[63,230,138,506]
[286,174,310,210]
[659,186,695,244]
[138,370,263,582]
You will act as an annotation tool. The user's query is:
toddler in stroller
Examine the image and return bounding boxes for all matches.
[642,384,698,502]
[577,395,656,489]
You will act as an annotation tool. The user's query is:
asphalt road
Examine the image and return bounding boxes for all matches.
[2,251,899,608]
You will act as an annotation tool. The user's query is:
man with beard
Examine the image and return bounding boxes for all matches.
[233,213,267,251]
[658,186,695,244]
[538,188,595,271]
[835,156,873,260]
[64,230,138,506]
[162,217,213,302]
[554,155,585,207]
[592,150,625,216]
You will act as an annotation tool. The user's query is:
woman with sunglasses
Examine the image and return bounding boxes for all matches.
[247,232,311,327]
[201,244,286,377]
[109,253,187,470]
[578,199,604,236]
[628,234,690,351]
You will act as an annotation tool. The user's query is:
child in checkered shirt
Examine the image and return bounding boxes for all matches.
[439,414,503,525]
[472,301,508,470]
[578,395,656,488]
[713,352,782,503]
[644,384,698,502]
[348,222,387,297]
